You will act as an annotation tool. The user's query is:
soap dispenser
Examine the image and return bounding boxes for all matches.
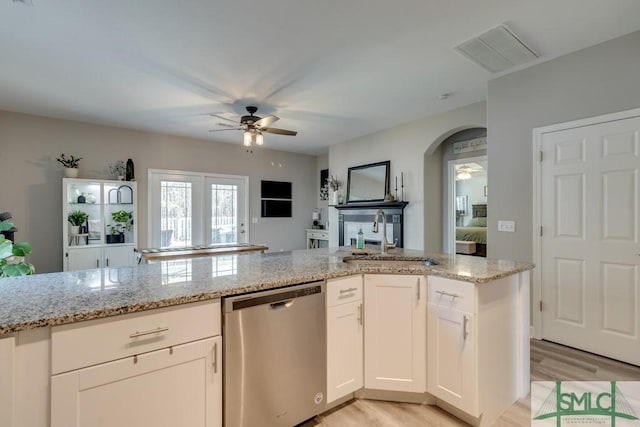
[356,228,365,249]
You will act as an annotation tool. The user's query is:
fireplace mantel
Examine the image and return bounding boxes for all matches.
[333,201,409,247]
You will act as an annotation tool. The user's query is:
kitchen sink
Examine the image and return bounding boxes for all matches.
[342,257,438,266]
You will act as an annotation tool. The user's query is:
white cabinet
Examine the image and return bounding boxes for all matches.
[51,337,221,427]
[63,178,137,271]
[51,300,222,427]
[428,304,476,415]
[363,274,426,393]
[326,275,363,403]
[66,247,102,271]
[427,274,526,424]
[0,336,15,427]
[428,276,477,415]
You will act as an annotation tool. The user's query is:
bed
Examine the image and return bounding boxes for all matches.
[456,204,487,257]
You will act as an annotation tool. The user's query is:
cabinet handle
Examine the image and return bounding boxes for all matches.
[340,287,358,294]
[106,258,109,267]
[436,290,460,299]
[96,259,99,268]
[416,279,421,300]
[129,326,169,339]
[357,303,363,325]
[463,315,469,340]
[213,342,218,374]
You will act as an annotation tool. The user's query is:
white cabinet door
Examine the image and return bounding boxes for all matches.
[103,245,136,268]
[66,247,102,271]
[428,304,477,415]
[51,336,221,427]
[364,274,426,393]
[327,300,363,403]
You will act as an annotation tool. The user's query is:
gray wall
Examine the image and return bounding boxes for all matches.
[328,102,487,249]
[487,30,640,262]
[0,110,317,273]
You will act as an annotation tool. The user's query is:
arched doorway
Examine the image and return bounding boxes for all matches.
[423,127,487,254]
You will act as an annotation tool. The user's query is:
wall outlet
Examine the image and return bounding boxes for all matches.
[498,220,516,232]
[252,217,258,224]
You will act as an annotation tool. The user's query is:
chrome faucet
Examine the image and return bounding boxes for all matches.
[372,209,397,254]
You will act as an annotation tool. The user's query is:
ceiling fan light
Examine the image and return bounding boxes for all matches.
[255,133,264,146]
[243,131,252,146]
[457,171,472,180]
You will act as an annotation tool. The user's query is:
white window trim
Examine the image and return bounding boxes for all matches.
[147,168,250,248]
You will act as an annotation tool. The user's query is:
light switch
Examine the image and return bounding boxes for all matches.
[498,220,516,232]
[252,217,258,224]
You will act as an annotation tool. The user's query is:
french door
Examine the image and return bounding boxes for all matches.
[149,170,248,248]
[538,115,640,365]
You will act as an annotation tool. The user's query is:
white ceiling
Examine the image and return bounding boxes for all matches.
[1,1,640,155]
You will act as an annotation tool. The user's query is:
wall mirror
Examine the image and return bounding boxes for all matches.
[346,161,390,203]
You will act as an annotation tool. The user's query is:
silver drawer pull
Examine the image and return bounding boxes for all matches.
[340,287,358,294]
[129,326,169,339]
[435,290,460,299]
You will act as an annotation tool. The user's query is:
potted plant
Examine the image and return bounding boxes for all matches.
[0,218,34,277]
[107,210,132,244]
[68,210,89,235]
[56,153,83,178]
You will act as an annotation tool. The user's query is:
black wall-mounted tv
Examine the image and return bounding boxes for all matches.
[261,180,292,199]
[261,200,292,217]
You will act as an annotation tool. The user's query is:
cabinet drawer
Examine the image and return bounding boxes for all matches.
[428,276,475,313]
[327,275,362,306]
[52,299,220,374]
[308,230,328,240]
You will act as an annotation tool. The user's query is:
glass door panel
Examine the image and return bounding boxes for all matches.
[160,180,193,248]
[205,177,246,245]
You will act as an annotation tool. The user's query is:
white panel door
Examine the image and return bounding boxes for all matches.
[363,274,426,393]
[51,336,222,427]
[541,116,640,365]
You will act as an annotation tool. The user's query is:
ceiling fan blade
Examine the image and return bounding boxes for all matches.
[254,115,279,128]
[262,127,297,136]
[217,122,237,128]
[208,128,242,132]
[210,113,238,124]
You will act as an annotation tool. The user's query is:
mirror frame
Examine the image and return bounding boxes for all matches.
[346,160,390,203]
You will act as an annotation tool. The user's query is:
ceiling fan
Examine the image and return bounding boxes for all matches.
[456,164,483,180]
[208,106,298,147]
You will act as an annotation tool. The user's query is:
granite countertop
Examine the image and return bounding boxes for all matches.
[0,247,534,335]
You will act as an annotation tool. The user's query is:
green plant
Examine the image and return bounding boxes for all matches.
[68,210,89,226]
[56,153,82,168]
[109,210,133,234]
[0,220,34,277]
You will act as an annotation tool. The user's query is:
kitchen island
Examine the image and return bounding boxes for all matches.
[0,247,533,427]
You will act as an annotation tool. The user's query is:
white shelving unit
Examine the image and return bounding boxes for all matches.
[62,178,138,271]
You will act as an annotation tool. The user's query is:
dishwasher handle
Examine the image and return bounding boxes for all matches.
[270,300,294,310]
[225,282,324,312]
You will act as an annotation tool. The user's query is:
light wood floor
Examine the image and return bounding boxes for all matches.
[302,339,640,427]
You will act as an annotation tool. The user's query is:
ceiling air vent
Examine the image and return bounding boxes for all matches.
[454,25,538,73]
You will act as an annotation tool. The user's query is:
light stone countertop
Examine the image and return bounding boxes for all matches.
[0,247,534,335]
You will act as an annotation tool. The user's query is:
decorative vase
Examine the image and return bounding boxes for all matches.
[331,191,340,205]
[126,158,135,181]
[65,168,79,178]
[70,225,80,235]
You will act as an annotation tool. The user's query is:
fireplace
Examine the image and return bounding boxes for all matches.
[334,201,408,247]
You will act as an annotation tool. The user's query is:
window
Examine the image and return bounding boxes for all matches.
[149,170,248,248]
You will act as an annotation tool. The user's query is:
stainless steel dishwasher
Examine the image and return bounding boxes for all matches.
[224,281,326,427]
